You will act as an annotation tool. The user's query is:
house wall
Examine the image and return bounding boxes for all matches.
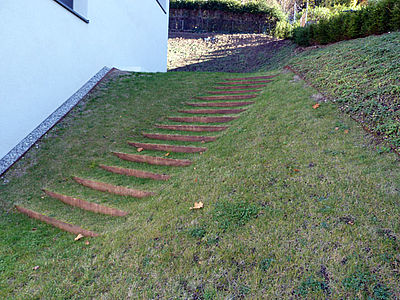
[0,0,169,160]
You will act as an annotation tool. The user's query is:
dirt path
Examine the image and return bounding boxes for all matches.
[168,32,293,73]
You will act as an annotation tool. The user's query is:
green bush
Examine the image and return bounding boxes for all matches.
[293,0,400,46]
[170,0,281,16]
[274,20,295,38]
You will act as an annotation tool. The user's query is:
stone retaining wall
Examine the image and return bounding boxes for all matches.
[169,9,275,33]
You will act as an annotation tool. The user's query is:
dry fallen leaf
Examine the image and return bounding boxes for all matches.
[165,152,170,157]
[190,202,204,210]
[74,234,84,241]
[335,127,339,131]
[201,140,205,144]
[194,178,198,183]
[85,240,90,245]
[294,169,300,172]
[137,148,144,152]
[33,266,40,271]
[344,129,349,134]
[312,103,320,109]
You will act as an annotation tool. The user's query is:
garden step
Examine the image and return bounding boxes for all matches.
[73,176,154,198]
[143,133,217,142]
[100,165,170,181]
[214,85,267,90]
[224,75,277,81]
[217,80,272,85]
[194,95,257,101]
[128,142,207,153]
[167,116,238,123]
[186,101,254,107]
[155,124,228,132]
[43,189,129,216]
[113,152,192,166]
[178,108,246,114]
[15,206,99,237]
[207,89,261,94]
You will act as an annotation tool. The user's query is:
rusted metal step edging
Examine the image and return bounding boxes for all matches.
[43,189,129,216]
[112,152,192,166]
[73,176,154,198]
[15,206,99,237]
[142,133,217,142]
[128,142,207,153]
[100,164,170,181]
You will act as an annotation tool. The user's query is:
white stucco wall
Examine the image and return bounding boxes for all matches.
[0,0,169,160]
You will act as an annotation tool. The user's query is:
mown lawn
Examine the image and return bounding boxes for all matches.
[289,31,400,154]
[1,34,400,298]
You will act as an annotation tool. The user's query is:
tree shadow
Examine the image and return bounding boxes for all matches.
[168,32,294,73]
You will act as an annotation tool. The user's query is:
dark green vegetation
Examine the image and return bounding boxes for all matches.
[290,31,400,153]
[170,0,282,16]
[1,32,400,298]
[294,0,400,45]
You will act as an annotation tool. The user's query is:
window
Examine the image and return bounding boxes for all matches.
[54,0,89,23]
[156,0,167,14]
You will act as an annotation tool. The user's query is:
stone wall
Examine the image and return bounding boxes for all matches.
[169,9,274,33]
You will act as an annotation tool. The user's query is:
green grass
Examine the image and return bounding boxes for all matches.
[1,35,400,298]
[289,31,400,153]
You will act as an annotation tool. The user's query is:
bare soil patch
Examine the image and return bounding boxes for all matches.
[168,32,292,73]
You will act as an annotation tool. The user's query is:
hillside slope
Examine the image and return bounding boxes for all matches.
[289,32,400,154]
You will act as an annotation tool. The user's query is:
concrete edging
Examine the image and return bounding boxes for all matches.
[0,66,113,176]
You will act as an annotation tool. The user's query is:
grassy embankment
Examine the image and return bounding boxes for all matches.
[0,32,399,298]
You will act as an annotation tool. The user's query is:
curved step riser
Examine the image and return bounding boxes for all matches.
[217,80,272,85]
[15,206,99,237]
[143,133,217,142]
[128,142,207,153]
[100,165,170,181]
[73,177,154,198]
[44,190,128,216]
[214,85,267,90]
[155,124,228,132]
[207,90,261,95]
[224,75,277,81]
[194,95,257,101]
[167,116,238,123]
[178,109,246,114]
[113,152,192,166]
[186,102,254,107]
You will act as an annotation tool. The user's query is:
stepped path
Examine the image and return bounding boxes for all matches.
[16,75,275,236]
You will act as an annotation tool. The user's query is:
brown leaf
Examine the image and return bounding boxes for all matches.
[335,127,339,131]
[194,178,198,183]
[190,202,204,210]
[344,129,349,134]
[312,103,320,109]
[85,240,90,245]
[165,152,170,157]
[294,169,300,172]
[33,266,40,271]
[137,148,144,152]
[74,234,84,241]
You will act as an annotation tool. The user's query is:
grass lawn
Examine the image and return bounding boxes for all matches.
[1,33,400,298]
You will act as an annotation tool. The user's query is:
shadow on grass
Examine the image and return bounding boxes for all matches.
[168,31,295,73]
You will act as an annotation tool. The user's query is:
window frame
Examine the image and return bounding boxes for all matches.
[156,0,167,14]
[53,0,89,23]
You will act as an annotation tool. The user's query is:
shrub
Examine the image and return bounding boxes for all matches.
[274,20,294,38]
[293,0,400,46]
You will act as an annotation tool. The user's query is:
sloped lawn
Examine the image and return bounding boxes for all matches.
[0,33,399,298]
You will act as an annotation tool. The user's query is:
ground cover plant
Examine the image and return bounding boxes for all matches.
[289,31,400,154]
[0,32,400,298]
